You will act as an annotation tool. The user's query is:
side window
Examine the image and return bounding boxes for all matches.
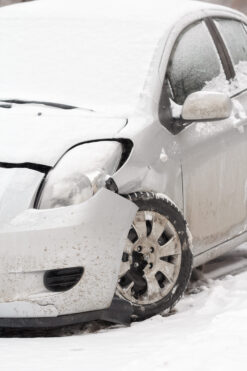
[166,21,228,106]
[215,19,247,66]
[215,19,247,89]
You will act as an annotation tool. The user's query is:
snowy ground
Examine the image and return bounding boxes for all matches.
[1,245,247,370]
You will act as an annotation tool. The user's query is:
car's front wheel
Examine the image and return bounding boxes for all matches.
[116,192,193,320]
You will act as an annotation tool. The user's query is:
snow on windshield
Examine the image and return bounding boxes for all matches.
[0,0,198,115]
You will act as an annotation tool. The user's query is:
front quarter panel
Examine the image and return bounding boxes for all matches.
[113,117,183,211]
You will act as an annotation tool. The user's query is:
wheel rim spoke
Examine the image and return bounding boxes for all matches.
[125,239,134,255]
[119,261,131,277]
[144,272,161,299]
[157,260,176,283]
[149,214,166,241]
[122,281,134,297]
[133,212,147,239]
[159,237,179,257]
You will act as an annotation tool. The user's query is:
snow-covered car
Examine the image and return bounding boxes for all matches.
[0,0,247,327]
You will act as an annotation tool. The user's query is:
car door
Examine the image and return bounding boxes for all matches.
[163,19,247,255]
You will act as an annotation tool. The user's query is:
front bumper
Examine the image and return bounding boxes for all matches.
[0,188,137,321]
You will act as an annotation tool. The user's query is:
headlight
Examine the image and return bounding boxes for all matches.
[37,141,122,209]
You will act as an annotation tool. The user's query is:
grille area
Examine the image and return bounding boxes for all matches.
[44,267,84,292]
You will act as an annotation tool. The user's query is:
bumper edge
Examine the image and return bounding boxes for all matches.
[0,296,133,329]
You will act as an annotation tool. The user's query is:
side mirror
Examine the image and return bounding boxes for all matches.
[182,91,232,121]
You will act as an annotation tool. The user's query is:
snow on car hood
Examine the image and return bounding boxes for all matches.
[0,105,127,167]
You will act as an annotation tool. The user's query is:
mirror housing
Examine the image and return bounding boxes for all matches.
[182,91,232,121]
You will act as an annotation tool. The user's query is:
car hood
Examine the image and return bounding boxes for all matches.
[0,106,127,167]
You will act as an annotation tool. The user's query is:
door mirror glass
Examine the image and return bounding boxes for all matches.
[182,91,232,121]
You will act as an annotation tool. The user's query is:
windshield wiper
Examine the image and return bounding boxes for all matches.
[0,99,94,112]
[0,103,12,109]
[0,99,76,110]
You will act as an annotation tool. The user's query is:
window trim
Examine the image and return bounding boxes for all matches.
[205,18,235,81]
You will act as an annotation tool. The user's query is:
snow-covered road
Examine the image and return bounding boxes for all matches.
[1,245,247,371]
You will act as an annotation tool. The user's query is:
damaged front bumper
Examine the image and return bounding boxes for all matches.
[0,188,137,326]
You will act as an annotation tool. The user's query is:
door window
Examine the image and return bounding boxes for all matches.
[215,19,247,66]
[166,21,228,105]
[215,19,247,92]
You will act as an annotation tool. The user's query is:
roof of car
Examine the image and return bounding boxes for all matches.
[0,0,241,22]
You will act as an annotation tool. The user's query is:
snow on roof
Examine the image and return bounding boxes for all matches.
[0,0,238,115]
[0,0,227,21]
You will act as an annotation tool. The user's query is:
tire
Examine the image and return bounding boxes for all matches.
[116,192,193,321]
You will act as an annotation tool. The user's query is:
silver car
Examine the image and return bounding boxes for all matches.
[0,0,246,327]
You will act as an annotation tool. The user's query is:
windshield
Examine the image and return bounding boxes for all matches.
[0,15,162,115]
